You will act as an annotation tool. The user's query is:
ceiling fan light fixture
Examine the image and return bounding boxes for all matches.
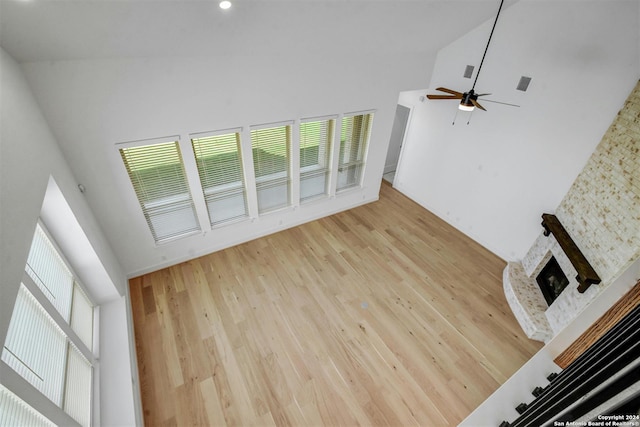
[426,0,507,117]
[459,101,475,111]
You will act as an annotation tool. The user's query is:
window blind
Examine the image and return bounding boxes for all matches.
[120,141,200,243]
[300,118,334,201]
[250,125,292,213]
[0,384,56,427]
[191,131,249,226]
[2,223,95,426]
[337,113,373,191]
[64,343,92,427]
[2,284,68,406]
[70,284,94,351]
[26,224,74,322]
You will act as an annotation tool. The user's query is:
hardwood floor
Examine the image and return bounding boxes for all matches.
[129,182,542,426]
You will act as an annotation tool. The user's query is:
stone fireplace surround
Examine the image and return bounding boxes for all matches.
[504,80,640,344]
[504,230,601,343]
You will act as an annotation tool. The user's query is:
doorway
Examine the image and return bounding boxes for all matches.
[383,104,411,184]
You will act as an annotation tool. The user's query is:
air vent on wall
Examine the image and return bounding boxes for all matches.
[517,76,532,91]
[463,65,474,79]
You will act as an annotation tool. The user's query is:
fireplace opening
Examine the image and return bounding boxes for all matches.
[536,256,570,306]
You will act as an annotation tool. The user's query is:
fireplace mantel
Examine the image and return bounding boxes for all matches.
[541,213,601,293]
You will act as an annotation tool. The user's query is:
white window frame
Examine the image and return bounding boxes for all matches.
[190,128,250,227]
[250,121,294,214]
[299,115,337,203]
[1,221,97,427]
[118,136,201,244]
[336,111,374,192]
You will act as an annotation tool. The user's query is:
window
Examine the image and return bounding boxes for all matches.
[337,113,373,191]
[120,140,200,243]
[3,285,68,406]
[2,223,95,427]
[0,384,56,427]
[25,223,74,321]
[251,124,292,213]
[116,111,374,240]
[300,118,335,201]
[191,131,248,226]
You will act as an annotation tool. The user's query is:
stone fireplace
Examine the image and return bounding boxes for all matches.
[504,217,603,343]
[503,80,640,343]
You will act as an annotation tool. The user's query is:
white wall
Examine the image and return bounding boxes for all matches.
[0,48,55,347]
[0,46,124,347]
[0,47,137,426]
[394,0,639,261]
[20,51,433,276]
[98,296,139,427]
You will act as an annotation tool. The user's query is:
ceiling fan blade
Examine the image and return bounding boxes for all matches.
[435,87,463,96]
[481,99,521,107]
[476,93,492,97]
[471,99,487,111]
[426,94,462,100]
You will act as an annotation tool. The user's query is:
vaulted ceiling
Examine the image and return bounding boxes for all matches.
[1,0,509,63]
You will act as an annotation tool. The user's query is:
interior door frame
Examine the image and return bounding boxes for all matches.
[387,103,413,184]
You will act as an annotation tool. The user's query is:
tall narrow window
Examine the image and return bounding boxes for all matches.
[191,131,248,226]
[63,344,92,427]
[120,140,200,243]
[25,224,73,321]
[70,284,94,351]
[337,113,373,191]
[300,118,335,201]
[0,385,56,427]
[2,223,95,427]
[3,284,68,406]
[251,124,292,213]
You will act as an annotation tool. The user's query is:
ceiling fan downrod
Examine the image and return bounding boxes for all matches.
[471,0,505,92]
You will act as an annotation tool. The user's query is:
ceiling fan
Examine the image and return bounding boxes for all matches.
[427,0,511,112]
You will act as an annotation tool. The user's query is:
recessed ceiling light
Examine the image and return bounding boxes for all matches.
[219,1,232,10]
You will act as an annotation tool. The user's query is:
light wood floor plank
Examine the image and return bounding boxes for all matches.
[130,182,542,426]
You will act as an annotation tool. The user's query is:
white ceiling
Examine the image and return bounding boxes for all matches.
[0,0,511,63]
